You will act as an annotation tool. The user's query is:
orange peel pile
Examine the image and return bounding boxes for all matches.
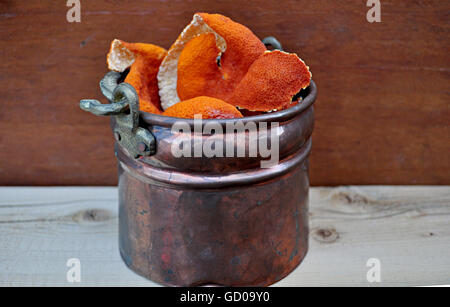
[104,13,311,119]
[107,39,167,114]
[163,96,243,119]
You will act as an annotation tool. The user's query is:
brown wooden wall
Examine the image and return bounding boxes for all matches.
[0,0,448,186]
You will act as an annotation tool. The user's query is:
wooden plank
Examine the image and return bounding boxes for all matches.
[0,186,448,286]
[0,0,449,186]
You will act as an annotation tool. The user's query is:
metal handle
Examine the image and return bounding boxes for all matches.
[79,71,156,158]
[262,36,283,51]
[80,99,128,116]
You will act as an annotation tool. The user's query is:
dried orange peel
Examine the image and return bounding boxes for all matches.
[229,50,312,112]
[176,33,223,102]
[107,39,167,114]
[157,13,266,110]
[163,96,243,119]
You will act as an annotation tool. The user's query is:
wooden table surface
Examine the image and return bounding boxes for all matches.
[0,186,448,287]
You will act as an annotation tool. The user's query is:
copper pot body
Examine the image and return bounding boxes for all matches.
[117,81,316,286]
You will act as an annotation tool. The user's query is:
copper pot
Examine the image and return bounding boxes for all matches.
[80,44,316,286]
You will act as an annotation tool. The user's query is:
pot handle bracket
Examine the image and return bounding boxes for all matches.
[79,71,156,158]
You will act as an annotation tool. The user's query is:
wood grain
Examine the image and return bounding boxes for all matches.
[0,1,449,185]
[0,186,448,286]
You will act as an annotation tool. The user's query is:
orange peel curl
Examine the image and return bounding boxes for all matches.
[162,96,243,119]
[229,50,312,112]
[107,39,167,114]
[157,13,266,110]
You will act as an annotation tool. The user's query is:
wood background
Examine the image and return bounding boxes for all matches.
[0,0,448,186]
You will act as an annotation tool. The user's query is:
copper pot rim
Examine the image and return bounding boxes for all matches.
[140,80,317,127]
